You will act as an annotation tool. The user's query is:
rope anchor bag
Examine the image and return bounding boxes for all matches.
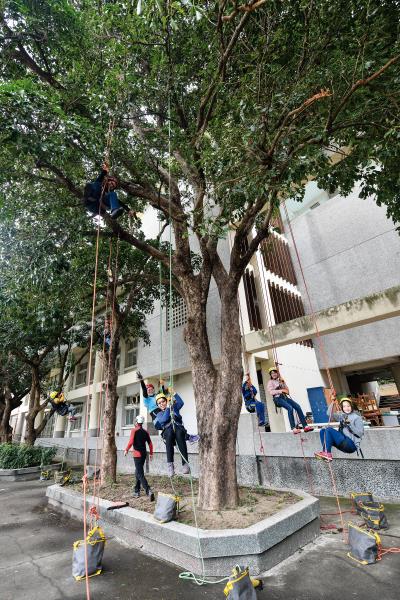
[72,525,106,581]
[347,523,380,565]
[350,491,373,514]
[359,501,388,530]
[153,492,180,523]
[223,565,263,599]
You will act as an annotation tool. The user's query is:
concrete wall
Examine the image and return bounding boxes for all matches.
[285,185,400,367]
[36,420,400,500]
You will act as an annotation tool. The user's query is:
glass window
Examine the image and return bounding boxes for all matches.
[75,362,88,387]
[69,403,84,432]
[124,339,137,370]
[124,394,140,426]
[39,412,56,438]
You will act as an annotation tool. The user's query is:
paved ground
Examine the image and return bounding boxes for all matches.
[0,480,399,600]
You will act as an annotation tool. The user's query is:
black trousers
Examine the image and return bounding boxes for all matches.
[133,454,150,493]
[163,424,188,465]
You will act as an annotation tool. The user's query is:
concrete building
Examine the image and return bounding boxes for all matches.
[283,181,400,397]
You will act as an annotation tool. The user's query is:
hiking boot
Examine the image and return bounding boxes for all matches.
[147,489,155,502]
[182,463,190,475]
[167,462,175,477]
[303,425,314,432]
[292,427,301,434]
[314,451,333,462]
[132,491,140,498]
[110,207,124,219]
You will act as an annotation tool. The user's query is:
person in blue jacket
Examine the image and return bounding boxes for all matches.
[242,373,266,427]
[137,371,163,421]
[154,391,190,477]
[84,162,131,219]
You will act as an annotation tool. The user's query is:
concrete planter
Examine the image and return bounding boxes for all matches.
[0,463,62,482]
[46,484,319,575]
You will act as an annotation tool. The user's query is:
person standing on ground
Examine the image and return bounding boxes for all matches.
[124,415,154,500]
[267,368,313,434]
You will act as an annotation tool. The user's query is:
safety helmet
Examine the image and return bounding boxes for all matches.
[156,392,168,405]
[50,391,59,399]
[268,367,278,374]
[339,397,353,409]
[136,415,145,424]
[146,382,155,390]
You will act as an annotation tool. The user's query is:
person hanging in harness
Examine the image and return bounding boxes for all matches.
[315,397,364,462]
[83,162,131,220]
[242,373,266,427]
[267,367,313,434]
[153,391,191,477]
[137,371,199,444]
[124,415,155,500]
[137,371,164,421]
[48,391,77,421]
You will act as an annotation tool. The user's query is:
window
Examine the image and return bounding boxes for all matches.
[75,361,88,387]
[124,394,140,426]
[166,297,188,330]
[89,352,96,384]
[40,412,56,438]
[69,403,84,432]
[124,339,137,370]
[243,268,263,331]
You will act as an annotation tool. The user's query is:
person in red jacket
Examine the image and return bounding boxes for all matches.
[124,415,154,500]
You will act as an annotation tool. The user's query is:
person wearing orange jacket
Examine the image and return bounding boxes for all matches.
[124,415,154,500]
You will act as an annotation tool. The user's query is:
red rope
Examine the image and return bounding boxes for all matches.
[281,200,336,397]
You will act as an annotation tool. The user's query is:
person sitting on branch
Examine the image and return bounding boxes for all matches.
[48,391,77,421]
[315,397,364,462]
[267,367,313,434]
[153,391,191,477]
[83,162,132,220]
[124,415,155,500]
[242,373,266,427]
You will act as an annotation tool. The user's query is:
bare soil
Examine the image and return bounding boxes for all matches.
[69,474,298,529]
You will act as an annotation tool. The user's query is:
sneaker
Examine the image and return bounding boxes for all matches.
[167,462,175,477]
[292,427,301,434]
[132,491,140,498]
[187,434,199,444]
[182,463,190,475]
[110,207,124,219]
[147,489,155,502]
[303,425,314,432]
[68,416,77,422]
[258,422,265,427]
[314,451,333,462]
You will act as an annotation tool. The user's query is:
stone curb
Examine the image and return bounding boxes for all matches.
[46,484,319,575]
[0,463,62,481]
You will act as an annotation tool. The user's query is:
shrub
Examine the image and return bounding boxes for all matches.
[0,444,57,469]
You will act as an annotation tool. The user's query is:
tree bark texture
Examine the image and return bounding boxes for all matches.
[184,285,243,510]
[100,330,121,483]
[24,365,42,446]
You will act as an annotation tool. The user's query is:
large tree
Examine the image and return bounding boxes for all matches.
[0,352,31,443]
[1,1,399,508]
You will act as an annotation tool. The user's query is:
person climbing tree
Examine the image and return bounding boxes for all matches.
[241,373,266,427]
[124,414,155,500]
[83,162,131,219]
[48,391,77,421]
[315,397,364,462]
[154,390,190,477]
[267,368,313,434]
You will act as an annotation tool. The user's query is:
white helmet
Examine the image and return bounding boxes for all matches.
[136,415,145,424]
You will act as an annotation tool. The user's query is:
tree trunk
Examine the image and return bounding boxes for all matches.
[100,330,121,483]
[184,287,243,510]
[24,365,42,446]
[0,387,14,443]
